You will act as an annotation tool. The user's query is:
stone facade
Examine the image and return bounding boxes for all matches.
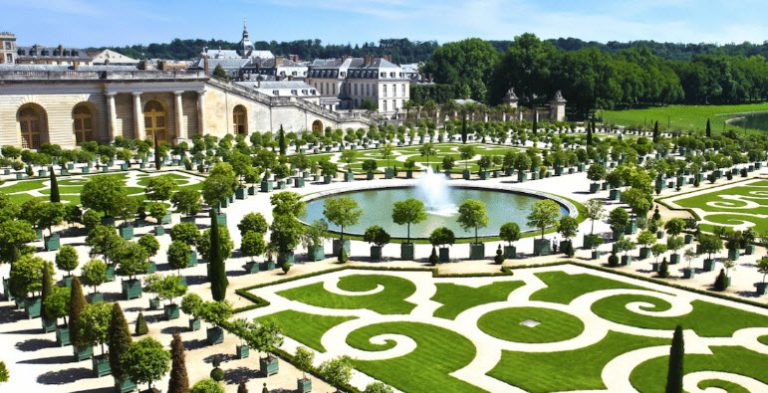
[0,67,370,149]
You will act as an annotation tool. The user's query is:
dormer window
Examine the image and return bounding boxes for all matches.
[273,90,279,96]
[291,90,298,95]
[380,72,386,78]
[390,72,395,77]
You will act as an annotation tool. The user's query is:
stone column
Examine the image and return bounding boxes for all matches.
[132,92,145,140]
[106,92,117,142]
[174,91,187,142]
[196,89,206,137]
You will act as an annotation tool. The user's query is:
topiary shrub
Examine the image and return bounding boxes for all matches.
[281,262,292,274]
[337,246,348,264]
[714,268,728,291]
[658,258,670,278]
[429,246,438,266]
[135,311,148,336]
[494,244,505,264]
[210,367,224,382]
[608,252,619,267]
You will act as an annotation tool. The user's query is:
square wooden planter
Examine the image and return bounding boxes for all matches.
[189,318,201,331]
[149,297,161,310]
[370,246,382,261]
[236,344,249,359]
[73,345,93,361]
[92,355,111,377]
[88,292,104,304]
[400,243,415,260]
[439,247,450,263]
[261,260,276,271]
[188,251,198,267]
[308,245,325,261]
[207,326,224,345]
[260,355,279,376]
[114,376,136,393]
[44,234,61,251]
[245,261,260,274]
[119,225,134,240]
[469,243,485,260]
[56,327,70,346]
[41,318,57,333]
[297,377,312,392]
[332,239,350,256]
[164,304,180,320]
[25,297,42,319]
[533,239,551,256]
[121,279,142,300]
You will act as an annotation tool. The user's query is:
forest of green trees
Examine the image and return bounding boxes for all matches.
[101,35,768,117]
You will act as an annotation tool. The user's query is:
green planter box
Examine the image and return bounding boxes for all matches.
[207,327,224,345]
[261,180,274,192]
[261,260,276,271]
[235,188,246,200]
[439,247,450,263]
[670,253,680,264]
[294,177,305,188]
[237,344,249,359]
[298,377,312,393]
[245,261,260,274]
[533,238,551,256]
[728,248,739,261]
[370,246,382,261]
[248,186,256,195]
[164,304,180,320]
[503,245,516,259]
[682,268,695,279]
[323,175,333,184]
[479,171,488,180]
[609,189,621,201]
[278,251,295,265]
[260,355,279,376]
[624,220,638,235]
[469,243,485,259]
[277,180,286,189]
[684,234,694,244]
[61,275,73,288]
[308,245,325,261]
[385,168,394,179]
[73,345,93,361]
[161,213,172,225]
[703,259,715,272]
[42,318,57,333]
[344,172,354,182]
[589,183,600,193]
[189,318,201,331]
[25,297,41,319]
[88,292,104,304]
[366,172,375,180]
[401,243,415,260]
[463,169,471,180]
[755,282,768,295]
[114,376,136,393]
[745,244,755,255]
[656,231,664,239]
[217,213,227,225]
[332,239,350,256]
[119,225,134,240]
[621,255,633,265]
[591,250,600,260]
[105,265,115,282]
[56,326,70,346]
[122,279,142,300]
[154,226,165,236]
[92,355,111,377]
[149,297,160,310]
[638,247,650,260]
[45,234,61,251]
[147,262,157,274]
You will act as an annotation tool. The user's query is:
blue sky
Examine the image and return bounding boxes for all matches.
[3,0,768,47]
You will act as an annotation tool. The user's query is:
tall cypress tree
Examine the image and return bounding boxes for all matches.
[532,109,538,135]
[41,261,54,322]
[278,125,287,156]
[665,325,684,393]
[586,115,594,146]
[461,111,468,144]
[49,168,60,203]
[167,333,189,393]
[154,134,162,170]
[208,209,228,301]
[653,121,660,143]
[706,118,712,138]
[68,276,87,347]
[108,303,132,380]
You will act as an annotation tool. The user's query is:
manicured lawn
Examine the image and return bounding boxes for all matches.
[674,180,768,232]
[136,173,191,187]
[347,321,484,393]
[0,179,46,193]
[591,294,768,336]
[759,335,768,345]
[488,331,668,392]
[276,274,417,315]
[530,271,642,304]
[431,281,524,320]
[257,310,355,352]
[478,307,584,343]
[601,103,768,134]
[630,346,768,393]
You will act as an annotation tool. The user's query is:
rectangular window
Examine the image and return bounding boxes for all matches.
[382,84,387,96]
[383,100,388,111]
[4,54,10,63]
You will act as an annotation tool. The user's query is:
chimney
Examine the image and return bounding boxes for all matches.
[276,56,285,66]
[289,54,299,62]
[384,55,392,62]
[203,55,209,75]
[364,55,373,66]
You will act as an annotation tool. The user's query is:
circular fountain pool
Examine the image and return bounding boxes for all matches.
[302,184,573,239]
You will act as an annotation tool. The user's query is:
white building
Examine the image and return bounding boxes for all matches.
[307,56,409,116]
[236,80,319,104]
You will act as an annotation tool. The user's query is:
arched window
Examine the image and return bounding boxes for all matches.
[233,105,247,135]
[144,100,167,142]
[18,104,46,149]
[72,104,94,145]
[312,120,323,134]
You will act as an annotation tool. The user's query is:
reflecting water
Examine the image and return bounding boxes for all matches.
[731,112,768,131]
[303,187,568,239]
